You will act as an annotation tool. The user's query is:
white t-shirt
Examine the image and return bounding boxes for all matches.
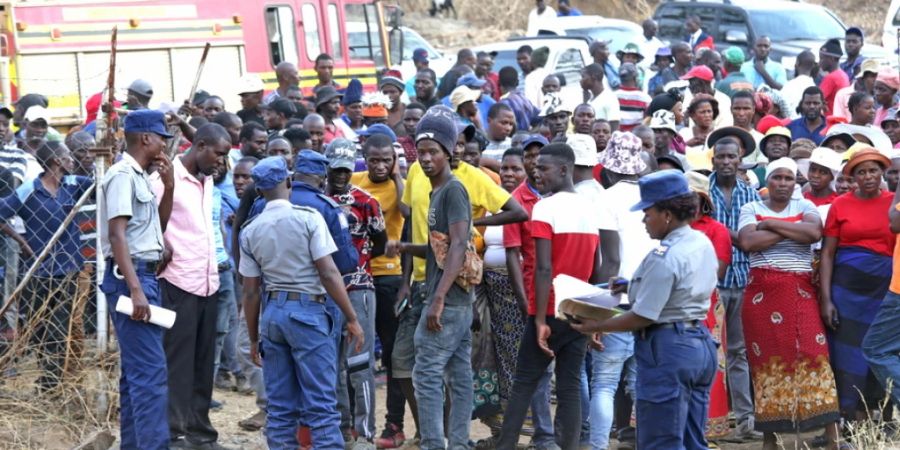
[596,180,659,279]
[588,88,621,122]
[738,199,819,272]
[483,225,506,268]
[781,75,816,120]
[527,6,557,36]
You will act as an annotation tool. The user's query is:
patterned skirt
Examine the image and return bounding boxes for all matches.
[703,290,730,439]
[483,268,527,401]
[742,267,840,433]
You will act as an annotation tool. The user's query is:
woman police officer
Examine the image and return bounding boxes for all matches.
[572,169,720,449]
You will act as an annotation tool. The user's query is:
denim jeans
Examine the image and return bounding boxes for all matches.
[718,287,755,424]
[261,292,342,449]
[413,304,473,450]
[530,366,556,446]
[863,290,900,406]
[337,289,377,439]
[214,270,237,378]
[498,316,587,450]
[635,324,716,449]
[589,332,635,450]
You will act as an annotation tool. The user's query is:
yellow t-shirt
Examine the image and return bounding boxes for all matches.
[402,161,511,282]
[351,172,404,276]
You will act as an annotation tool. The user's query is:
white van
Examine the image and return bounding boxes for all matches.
[883,0,900,62]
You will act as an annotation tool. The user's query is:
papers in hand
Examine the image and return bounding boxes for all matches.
[553,274,625,323]
[115,296,177,329]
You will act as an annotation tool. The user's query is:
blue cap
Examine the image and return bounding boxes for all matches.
[630,169,692,212]
[358,123,397,142]
[251,156,289,190]
[343,79,363,106]
[846,26,864,38]
[522,134,549,150]
[456,73,486,89]
[412,48,429,63]
[124,109,173,138]
[294,149,328,176]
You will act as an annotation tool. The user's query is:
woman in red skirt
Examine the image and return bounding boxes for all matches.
[737,158,841,450]
[686,171,732,440]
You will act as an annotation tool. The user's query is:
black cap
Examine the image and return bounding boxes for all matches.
[268,98,297,118]
[821,38,843,57]
[15,93,48,112]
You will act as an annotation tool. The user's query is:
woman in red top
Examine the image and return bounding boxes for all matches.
[686,171,732,440]
[819,148,896,424]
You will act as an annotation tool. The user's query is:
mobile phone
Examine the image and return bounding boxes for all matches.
[394,297,410,317]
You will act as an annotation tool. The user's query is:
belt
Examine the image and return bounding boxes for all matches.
[108,258,159,273]
[267,290,326,304]
[641,319,702,338]
[218,261,232,272]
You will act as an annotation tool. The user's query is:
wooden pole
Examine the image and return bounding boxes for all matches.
[166,42,211,159]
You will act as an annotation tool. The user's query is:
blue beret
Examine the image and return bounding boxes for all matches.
[294,149,328,176]
[251,156,289,190]
[123,109,173,138]
[630,169,691,212]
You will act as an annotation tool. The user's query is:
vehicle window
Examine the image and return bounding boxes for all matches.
[491,49,521,77]
[327,4,343,60]
[345,3,385,65]
[264,6,299,67]
[717,8,750,52]
[894,7,900,26]
[403,31,439,60]
[656,5,686,42]
[301,4,321,62]
[748,8,844,42]
[556,48,584,87]
[688,7,718,37]
[569,26,643,56]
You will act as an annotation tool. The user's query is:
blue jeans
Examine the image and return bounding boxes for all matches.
[530,367,556,446]
[413,304,474,450]
[101,262,169,450]
[337,289,377,439]
[589,332,635,450]
[214,269,237,377]
[635,324,716,450]
[261,292,343,449]
[863,291,900,406]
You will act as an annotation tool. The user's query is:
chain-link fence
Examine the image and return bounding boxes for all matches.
[0,159,119,449]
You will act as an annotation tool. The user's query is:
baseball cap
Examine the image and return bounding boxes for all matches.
[450,86,481,110]
[415,105,458,155]
[680,65,714,82]
[522,134,549,150]
[15,93,48,113]
[324,138,357,171]
[630,170,691,212]
[412,48,429,64]
[358,123,397,142]
[251,156,289,190]
[539,92,571,118]
[649,110,677,134]
[24,105,50,123]
[268,98,297,118]
[294,149,329,175]
[566,134,597,167]
[237,74,265,94]
[456,73,487,89]
[128,79,153,98]
[846,26,864,38]
[123,109,173,138]
[820,38,843,58]
[723,47,745,66]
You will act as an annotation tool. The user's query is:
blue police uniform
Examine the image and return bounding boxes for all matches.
[98,109,173,450]
[239,157,345,449]
[627,171,720,449]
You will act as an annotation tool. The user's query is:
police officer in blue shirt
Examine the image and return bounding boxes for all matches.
[572,170,719,449]
[98,109,175,450]
[239,157,363,449]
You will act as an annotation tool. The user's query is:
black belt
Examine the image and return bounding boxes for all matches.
[218,261,232,272]
[267,290,326,304]
[109,258,159,273]
[641,319,702,338]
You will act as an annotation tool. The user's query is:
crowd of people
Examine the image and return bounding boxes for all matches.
[4,2,900,450]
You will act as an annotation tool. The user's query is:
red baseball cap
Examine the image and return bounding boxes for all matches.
[680,65,714,82]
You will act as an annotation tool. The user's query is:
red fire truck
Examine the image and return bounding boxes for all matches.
[0,0,398,126]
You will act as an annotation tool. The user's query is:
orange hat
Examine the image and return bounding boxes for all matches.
[843,147,891,176]
[362,91,391,118]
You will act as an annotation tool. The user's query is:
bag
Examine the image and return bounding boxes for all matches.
[428,229,483,289]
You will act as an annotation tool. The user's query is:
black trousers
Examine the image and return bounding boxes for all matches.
[374,275,406,427]
[22,274,76,390]
[161,278,219,444]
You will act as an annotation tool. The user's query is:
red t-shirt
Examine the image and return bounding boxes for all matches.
[819,70,850,115]
[504,181,541,308]
[530,191,600,316]
[803,191,838,207]
[330,186,385,290]
[691,215,732,266]
[824,190,896,256]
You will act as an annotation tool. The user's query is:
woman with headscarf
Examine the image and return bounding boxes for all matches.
[820,148,896,425]
[738,157,841,449]
[686,171,732,440]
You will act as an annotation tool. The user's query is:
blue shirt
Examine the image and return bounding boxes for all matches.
[603,61,621,90]
[0,174,93,277]
[248,181,358,275]
[212,185,237,265]
[786,117,827,145]
[501,91,539,131]
[740,59,787,90]
[840,57,863,82]
[557,8,581,16]
[709,172,760,289]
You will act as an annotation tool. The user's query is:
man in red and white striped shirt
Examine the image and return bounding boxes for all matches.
[615,63,651,132]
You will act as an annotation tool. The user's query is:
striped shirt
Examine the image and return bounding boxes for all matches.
[738,199,819,272]
[0,146,27,183]
[710,172,760,288]
[615,86,651,132]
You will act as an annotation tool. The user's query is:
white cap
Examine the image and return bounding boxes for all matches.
[809,147,843,173]
[765,157,798,181]
[24,105,49,123]
[567,134,597,167]
[237,74,265,94]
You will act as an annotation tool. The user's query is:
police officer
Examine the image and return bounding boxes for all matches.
[239,157,364,449]
[571,170,719,449]
[99,109,175,450]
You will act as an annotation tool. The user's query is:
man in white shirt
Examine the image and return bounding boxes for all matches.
[638,19,664,71]
[526,0,556,36]
[780,50,817,119]
[581,63,621,129]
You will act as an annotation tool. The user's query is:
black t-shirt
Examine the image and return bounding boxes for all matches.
[424,176,473,306]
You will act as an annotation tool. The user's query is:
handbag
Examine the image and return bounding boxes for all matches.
[428,228,483,290]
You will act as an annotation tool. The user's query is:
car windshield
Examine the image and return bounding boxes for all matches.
[748,8,844,42]
[491,49,522,76]
[566,27,641,55]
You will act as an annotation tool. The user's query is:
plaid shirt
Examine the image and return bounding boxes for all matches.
[709,172,760,289]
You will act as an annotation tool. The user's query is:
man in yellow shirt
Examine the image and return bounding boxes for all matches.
[349,134,410,447]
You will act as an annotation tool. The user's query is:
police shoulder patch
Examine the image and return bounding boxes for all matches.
[291,204,318,214]
[316,193,340,208]
[652,245,669,257]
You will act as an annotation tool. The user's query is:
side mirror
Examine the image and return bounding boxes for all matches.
[389,27,404,66]
[725,29,748,44]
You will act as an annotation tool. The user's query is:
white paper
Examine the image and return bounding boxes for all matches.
[553,274,625,321]
[115,296,177,329]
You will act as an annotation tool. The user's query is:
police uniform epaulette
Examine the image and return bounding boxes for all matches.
[316,193,340,208]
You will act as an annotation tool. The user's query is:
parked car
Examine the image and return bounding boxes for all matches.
[473,36,591,108]
[535,16,646,59]
[882,0,900,64]
[654,0,892,70]
[347,23,454,81]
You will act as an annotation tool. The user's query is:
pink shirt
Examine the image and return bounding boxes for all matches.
[153,156,219,297]
[832,85,855,121]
